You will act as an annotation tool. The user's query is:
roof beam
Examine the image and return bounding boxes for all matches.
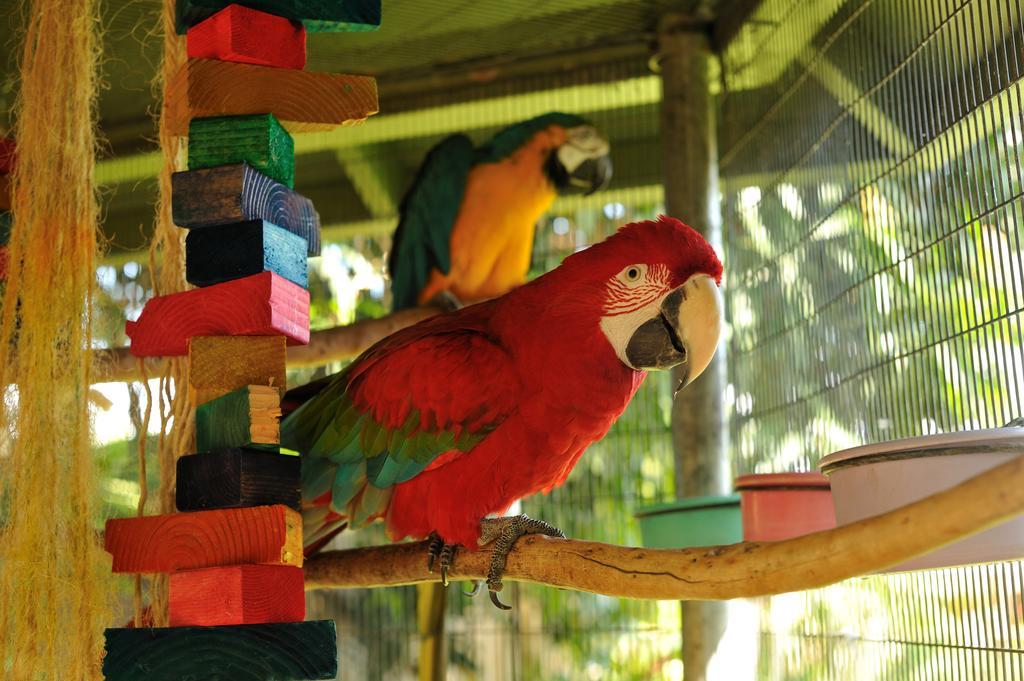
[720,0,846,91]
[333,147,402,218]
[297,75,661,154]
[808,55,915,158]
[95,75,661,187]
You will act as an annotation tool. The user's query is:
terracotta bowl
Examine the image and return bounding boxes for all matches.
[635,494,742,549]
[819,428,1024,571]
[734,472,835,542]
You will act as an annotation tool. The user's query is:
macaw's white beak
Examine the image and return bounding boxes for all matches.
[623,274,723,392]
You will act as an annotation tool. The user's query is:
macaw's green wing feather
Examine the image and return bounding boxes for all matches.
[280,310,517,543]
[388,134,475,311]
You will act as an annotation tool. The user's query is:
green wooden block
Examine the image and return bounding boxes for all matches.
[177,0,381,34]
[189,114,294,188]
[196,385,280,452]
[103,620,338,681]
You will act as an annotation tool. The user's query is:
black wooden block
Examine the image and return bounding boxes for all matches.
[186,219,308,288]
[171,163,320,256]
[176,447,301,512]
[103,620,338,681]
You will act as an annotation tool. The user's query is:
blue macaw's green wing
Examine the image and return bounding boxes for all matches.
[388,134,476,311]
[279,310,517,543]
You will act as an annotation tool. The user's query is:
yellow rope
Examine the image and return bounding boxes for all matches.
[133,359,153,627]
[142,0,191,627]
[0,0,110,678]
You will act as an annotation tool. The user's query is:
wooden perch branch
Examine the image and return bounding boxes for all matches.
[304,455,1024,600]
[285,307,441,368]
[93,306,441,383]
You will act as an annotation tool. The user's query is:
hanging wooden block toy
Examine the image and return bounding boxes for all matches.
[104,504,303,572]
[195,384,282,452]
[187,334,288,403]
[186,5,307,70]
[175,0,381,33]
[103,621,338,681]
[103,2,379,678]
[189,114,296,187]
[125,270,311,356]
[166,58,377,135]
[172,162,320,253]
[186,219,309,288]
[176,447,301,512]
[169,564,306,626]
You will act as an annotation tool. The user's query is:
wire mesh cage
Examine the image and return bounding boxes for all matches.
[722,0,1024,677]
[81,0,1024,678]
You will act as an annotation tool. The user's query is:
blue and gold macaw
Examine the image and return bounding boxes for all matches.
[388,112,612,310]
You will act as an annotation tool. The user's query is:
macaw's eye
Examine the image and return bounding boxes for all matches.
[619,264,647,285]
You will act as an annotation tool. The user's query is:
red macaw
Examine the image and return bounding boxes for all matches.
[281,216,723,607]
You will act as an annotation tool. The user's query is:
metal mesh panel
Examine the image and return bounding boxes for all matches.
[723,0,1024,469]
[722,0,1024,676]
[91,0,1024,674]
[754,562,1024,680]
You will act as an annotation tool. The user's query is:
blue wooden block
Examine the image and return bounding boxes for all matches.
[186,219,308,288]
[172,163,320,256]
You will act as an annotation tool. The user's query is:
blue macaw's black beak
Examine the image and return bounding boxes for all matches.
[545,126,613,196]
[545,151,613,196]
[574,155,613,195]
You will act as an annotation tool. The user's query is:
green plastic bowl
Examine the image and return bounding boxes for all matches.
[635,494,742,549]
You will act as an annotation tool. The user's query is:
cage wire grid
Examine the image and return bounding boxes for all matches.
[722,0,1024,678]
[91,0,1024,676]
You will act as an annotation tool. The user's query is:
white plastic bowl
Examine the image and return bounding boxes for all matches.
[818,428,1024,572]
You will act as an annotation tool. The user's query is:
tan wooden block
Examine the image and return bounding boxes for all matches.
[166,58,377,136]
[188,335,287,404]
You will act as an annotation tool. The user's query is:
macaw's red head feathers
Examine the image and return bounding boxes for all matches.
[532,215,724,389]
[573,215,722,286]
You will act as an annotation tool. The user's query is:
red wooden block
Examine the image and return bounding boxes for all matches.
[187,4,306,70]
[104,504,303,573]
[125,271,309,357]
[0,138,15,176]
[169,565,305,626]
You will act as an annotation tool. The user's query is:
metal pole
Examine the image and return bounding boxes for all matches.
[657,16,730,681]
